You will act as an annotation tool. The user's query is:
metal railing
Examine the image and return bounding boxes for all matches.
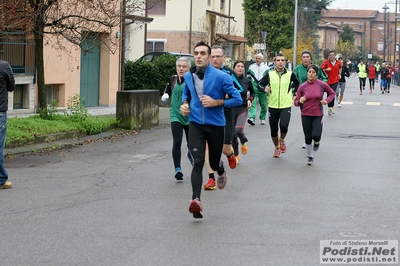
[0,35,36,75]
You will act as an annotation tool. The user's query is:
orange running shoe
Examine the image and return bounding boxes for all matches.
[241,143,248,155]
[236,155,240,164]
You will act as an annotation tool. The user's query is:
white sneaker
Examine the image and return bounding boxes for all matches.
[338,103,341,108]
[328,108,332,115]
[260,120,266,125]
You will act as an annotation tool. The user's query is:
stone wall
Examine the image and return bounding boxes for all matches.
[116,90,159,130]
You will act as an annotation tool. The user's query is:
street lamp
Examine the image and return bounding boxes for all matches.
[382,4,390,61]
[261,31,268,62]
[369,15,376,56]
[358,22,366,59]
[293,0,298,68]
[394,0,398,69]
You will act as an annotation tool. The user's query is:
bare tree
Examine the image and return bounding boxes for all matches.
[0,0,145,114]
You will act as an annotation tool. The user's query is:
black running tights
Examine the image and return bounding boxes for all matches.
[301,115,323,145]
[188,122,225,200]
[171,122,189,169]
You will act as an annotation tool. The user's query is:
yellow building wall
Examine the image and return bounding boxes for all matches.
[42,34,120,108]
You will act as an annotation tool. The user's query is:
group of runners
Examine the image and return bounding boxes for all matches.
[162,43,352,218]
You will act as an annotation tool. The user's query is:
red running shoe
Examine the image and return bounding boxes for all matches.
[204,178,216,190]
[227,150,237,169]
[189,198,203,218]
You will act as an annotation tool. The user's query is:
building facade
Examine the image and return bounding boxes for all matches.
[140,0,247,61]
[320,8,398,63]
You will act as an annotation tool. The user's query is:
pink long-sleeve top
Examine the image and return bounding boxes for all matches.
[294,79,336,116]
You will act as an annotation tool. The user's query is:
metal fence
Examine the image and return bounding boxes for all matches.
[0,35,36,75]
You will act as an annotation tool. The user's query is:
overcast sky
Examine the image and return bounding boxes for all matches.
[330,0,398,13]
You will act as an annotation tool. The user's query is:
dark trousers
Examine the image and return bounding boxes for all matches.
[232,107,248,156]
[188,122,225,200]
[359,77,366,91]
[301,115,323,145]
[327,83,338,108]
[268,107,291,138]
[171,122,189,169]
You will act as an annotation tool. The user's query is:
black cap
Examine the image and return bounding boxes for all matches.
[301,50,312,59]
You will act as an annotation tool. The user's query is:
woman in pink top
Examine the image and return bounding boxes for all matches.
[294,65,335,165]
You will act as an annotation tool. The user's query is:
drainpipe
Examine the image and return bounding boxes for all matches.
[228,0,231,35]
[189,0,193,53]
[120,0,126,91]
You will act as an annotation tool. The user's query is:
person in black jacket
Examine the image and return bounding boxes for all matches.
[231,61,255,163]
[380,62,390,94]
[337,57,350,107]
[0,60,15,190]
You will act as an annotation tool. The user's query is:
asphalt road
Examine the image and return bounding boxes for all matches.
[1,74,399,266]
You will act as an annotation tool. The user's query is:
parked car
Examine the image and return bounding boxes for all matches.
[137,51,194,62]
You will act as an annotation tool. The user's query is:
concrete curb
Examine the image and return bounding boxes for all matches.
[4,128,134,157]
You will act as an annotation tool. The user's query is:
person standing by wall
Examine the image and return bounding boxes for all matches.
[161,57,192,182]
[321,51,342,115]
[0,60,15,190]
[294,65,335,165]
[247,53,269,126]
[180,42,242,218]
[258,53,300,158]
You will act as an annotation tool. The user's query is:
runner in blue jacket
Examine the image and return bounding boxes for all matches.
[180,41,242,219]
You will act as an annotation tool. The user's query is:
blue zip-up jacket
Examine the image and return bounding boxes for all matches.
[182,64,242,126]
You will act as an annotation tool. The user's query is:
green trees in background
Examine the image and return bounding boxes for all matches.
[124,54,179,95]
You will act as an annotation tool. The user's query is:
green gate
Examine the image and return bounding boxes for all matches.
[80,37,100,107]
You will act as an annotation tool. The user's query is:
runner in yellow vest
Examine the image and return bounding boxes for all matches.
[374,61,381,82]
[357,61,367,95]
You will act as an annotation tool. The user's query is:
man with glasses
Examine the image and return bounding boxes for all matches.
[258,53,300,158]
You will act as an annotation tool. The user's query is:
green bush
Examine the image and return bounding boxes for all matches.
[124,53,178,94]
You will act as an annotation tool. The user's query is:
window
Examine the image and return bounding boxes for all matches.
[45,84,60,105]
[328,34,331,44]
[208,0,211,6]
[220,0,225,9]
[377,42,383,52]
[146,40,166,53]
[148,0,166,15]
